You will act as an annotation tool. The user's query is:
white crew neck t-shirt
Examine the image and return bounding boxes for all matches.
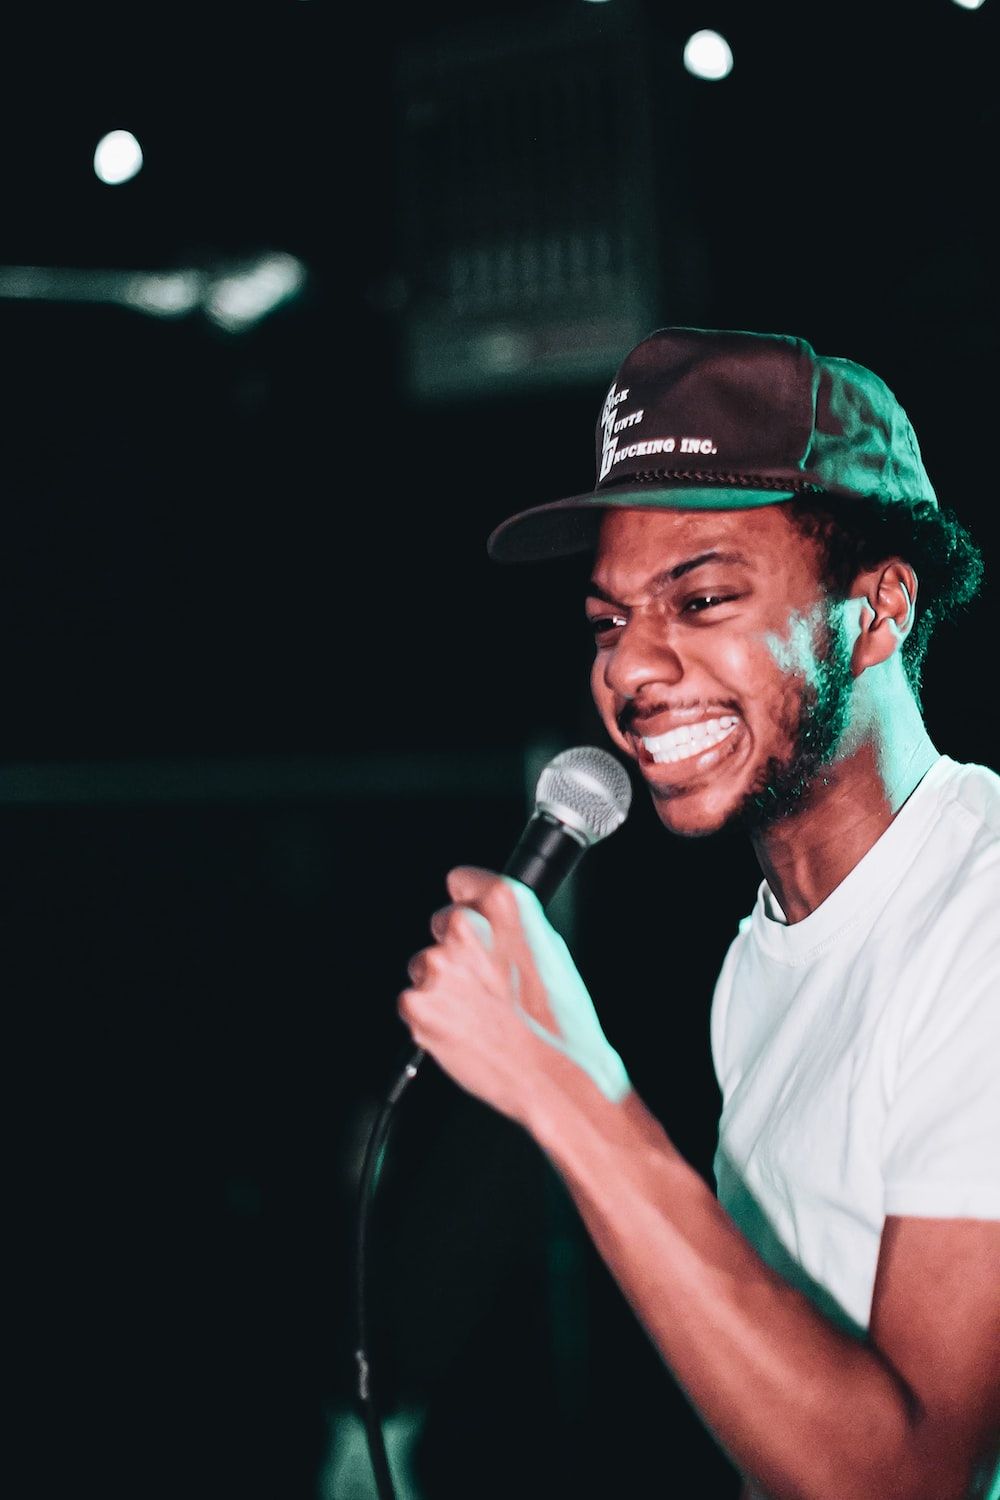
[711,754,1000,1335]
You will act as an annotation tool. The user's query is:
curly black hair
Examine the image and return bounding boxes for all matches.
[785,494,985,705]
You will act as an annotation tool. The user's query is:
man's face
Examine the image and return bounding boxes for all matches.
[587,505,855,838]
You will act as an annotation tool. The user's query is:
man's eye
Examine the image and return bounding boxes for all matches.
[683,594,739,614]
[589,614,626,637]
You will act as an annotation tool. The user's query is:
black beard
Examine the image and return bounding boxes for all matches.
[736,606,855,832]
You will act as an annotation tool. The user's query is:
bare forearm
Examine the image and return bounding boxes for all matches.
[529,1066,945,1500]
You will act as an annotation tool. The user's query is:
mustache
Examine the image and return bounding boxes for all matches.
[617,700,739,737]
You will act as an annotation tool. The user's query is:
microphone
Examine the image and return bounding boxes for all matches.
[503,745,633,906]
[391,745,631,1096]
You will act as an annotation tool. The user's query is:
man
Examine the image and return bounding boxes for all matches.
[398,327,1000,1500]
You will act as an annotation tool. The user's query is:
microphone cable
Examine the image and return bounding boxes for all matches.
[353,1045,425,1500]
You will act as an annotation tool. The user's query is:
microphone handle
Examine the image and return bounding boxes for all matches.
[502,811,587,907]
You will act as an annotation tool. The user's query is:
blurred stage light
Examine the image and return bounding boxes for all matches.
[123,271,202,318]
[0,253,307,333]
[93,130,144,185]
[683,29,734,81]
[951,0,986,9]
[204,253,307,332]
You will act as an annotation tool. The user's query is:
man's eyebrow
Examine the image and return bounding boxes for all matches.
[586,550,753,603]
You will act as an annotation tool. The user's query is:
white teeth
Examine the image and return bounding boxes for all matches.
[641,716,738,764]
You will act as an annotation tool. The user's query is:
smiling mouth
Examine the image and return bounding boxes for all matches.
[638,715,739,765]
[626,716,748,792]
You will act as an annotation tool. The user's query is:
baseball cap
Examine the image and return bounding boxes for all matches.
[487,326,937,563]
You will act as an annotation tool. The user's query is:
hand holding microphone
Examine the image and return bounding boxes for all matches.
[398,747,633,1126]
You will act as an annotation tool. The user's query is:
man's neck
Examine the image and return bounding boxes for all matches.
[750,704,939,925]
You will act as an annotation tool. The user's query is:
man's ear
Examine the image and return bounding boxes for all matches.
[850,559,918,675]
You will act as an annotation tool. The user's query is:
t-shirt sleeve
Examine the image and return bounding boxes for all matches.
[881,907,1000,1219]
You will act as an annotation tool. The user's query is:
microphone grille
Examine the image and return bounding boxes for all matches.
[535,746,632,845]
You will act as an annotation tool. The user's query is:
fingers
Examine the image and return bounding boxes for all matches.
[445,867,528,934]
[397,984,432,1046]
[400,949,458,1045]
[430,903,495,952]
[407,909,493,992]
[402,868,526,1032]
[444,865,490,903]
[398,927,490,1042]
[450,872,565,1034]
[406,938,472,988]
[445,865,515,909]
[406,947,431,987]
[429,904,462,943]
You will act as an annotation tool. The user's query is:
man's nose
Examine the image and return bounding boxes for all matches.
[602,614,684,699]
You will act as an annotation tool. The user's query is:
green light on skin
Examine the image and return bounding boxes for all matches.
[460,883,631,1104]
[506,878,632,1105]
[759,591,934,823]
[762,603,830,684]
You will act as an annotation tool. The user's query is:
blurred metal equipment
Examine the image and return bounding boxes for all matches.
[395,1,660,398]
[0,251,306,333]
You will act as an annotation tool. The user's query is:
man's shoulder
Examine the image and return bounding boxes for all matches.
[930,756,1000,864]
[903,757,1000,978]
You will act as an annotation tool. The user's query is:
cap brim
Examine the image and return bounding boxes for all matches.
[487,485,798,563]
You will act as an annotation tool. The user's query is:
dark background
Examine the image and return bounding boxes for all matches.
[2,4,995,1498]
